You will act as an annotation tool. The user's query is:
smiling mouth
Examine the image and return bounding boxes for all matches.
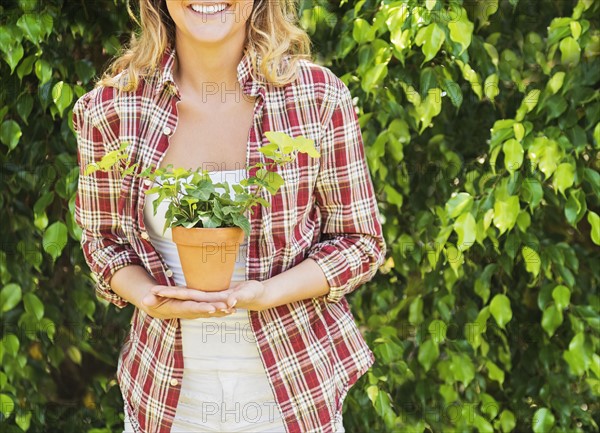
[188,2,233,16]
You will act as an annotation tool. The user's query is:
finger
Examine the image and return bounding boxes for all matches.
[152,287,229,303]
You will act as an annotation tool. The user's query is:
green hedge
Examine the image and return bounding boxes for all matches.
[1,0,598,432]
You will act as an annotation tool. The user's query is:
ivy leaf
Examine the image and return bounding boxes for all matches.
[563,332,590,376]
[449,353,475,386]
[499,410,516,433]
[521,246,541,277]
[490,294,512,329]
[552,162,575,195]
[502,139,524,174]
[486,360,505,386]
[532,408,555,433]
[43,221,68,261]
[453,212,476,251]
[415,23,445,62]
[52,81,73,117]
[493,195,520,235]
[0,120,22,150]
[362,63,388,93]
[565,189,586,226]
[408,296,423,325]
[2,43,24,73]
[588,211,600,245]
[23,292,44,320]
[17,14,43,44]
[0,394,14,418]
[448,8,474,54]
[547,71,566,94]
[552,285,570,310]
[1,283,22,313]
[417,339,439,372]
[484,73,500,101]
[541,304,563,337]
[560,36,581,65]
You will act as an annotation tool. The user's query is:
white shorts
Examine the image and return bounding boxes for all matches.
[122,308,345,432]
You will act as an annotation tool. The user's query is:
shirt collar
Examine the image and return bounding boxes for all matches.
[154,44,265,98]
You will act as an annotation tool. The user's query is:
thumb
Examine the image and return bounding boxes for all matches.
[226,297,238,309]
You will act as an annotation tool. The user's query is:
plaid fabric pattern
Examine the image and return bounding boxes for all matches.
[73,45,386,433]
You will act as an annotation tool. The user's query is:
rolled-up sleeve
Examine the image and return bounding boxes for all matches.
[73,89,143,308]
[307,80,387,304]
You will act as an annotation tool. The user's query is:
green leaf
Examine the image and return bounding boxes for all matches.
[552,162,575,195]
[532,408,555,433]
[528,136,562,179]
[1,283,22,312]
[352,18,375,44]
[565,189,586,226]
[522,246,540,277]
[493,195,520,235]
[17,14,43,44]
[415,23,445,62]
[15,411,32,432]
[449,353,475,386]
[552,285,570,310]
[453,212,476,251]
[559,36,581,65]
[547,71,566,94]
[587,211,600,245]
[0,120,22,150]
[521,180,543,210]
[490,294,512,329]
[362,63,388,93]
[409,296,424,325]
[513,122,525,141]
[448,8,474,54]
[486,360,505,386]
[428,319,447,344]
[23,293,44,320]
[418,339,439,372]
[2,334,19,357]
[523,89,541,113]
[484,73,500,101]
[0,394,14,418]
[502,139,524,174]
[35,59,52,85]
[541,304,563,336]
[43,221,68,261]
[499,410,516,433]
[563,332,589,375]
[2,43,24,73]
[51,81,74,117]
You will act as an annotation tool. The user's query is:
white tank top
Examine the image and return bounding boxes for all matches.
[144,169,253,360]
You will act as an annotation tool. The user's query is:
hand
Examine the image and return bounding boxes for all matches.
[140,284,235,320]
[150,280,271,312]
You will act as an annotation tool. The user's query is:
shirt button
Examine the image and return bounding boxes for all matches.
[140,232,149,240]
[165,269,174,278]
[163,126,172,136]
[170,378,179,386]
[144,178,152,186]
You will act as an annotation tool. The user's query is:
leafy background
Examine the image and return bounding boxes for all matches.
[1,0,598,431]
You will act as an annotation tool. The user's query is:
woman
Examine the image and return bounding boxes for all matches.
[73,1,386,432]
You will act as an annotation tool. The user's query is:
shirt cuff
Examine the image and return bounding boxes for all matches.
[306,242,351,304]
[93,248,145,309]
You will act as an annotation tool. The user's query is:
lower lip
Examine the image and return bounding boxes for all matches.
[188,4,232,18]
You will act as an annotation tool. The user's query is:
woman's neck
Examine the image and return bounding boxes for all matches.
[172,33,247,99]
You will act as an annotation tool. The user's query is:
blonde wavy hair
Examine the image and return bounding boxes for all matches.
[96,0,313,91]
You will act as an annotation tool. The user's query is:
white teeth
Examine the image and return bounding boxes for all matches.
[190,3,228,14]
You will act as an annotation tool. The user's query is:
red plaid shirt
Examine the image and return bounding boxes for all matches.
[73,45,386,433]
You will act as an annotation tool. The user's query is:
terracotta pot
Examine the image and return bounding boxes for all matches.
[171,226,245,291]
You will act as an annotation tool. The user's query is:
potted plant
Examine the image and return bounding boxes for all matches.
[85,131,319,291]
